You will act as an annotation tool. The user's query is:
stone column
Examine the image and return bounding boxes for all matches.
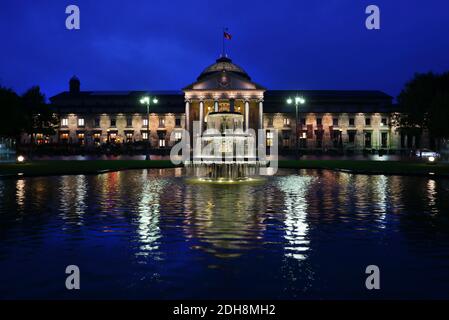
[214,100,219,112]
[199,100,204,135]
[258,100,264,130]
[185,100,190,133]
[245,100,250,131]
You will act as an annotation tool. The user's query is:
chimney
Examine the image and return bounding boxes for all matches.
[69,76,80,93]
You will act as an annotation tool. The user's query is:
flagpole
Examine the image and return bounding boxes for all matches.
[222,27,225,57]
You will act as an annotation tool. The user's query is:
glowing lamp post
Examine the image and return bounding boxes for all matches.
[287,95,306,159]
[140,96,159,160]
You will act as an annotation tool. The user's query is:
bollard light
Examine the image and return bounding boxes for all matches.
[17,155,25,163]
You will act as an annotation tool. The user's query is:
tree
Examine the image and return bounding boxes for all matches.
[394,72,449,150]
[0,86,28,140]
[21,86,58,141]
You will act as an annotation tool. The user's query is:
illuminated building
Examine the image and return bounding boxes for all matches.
[23,56,418,153]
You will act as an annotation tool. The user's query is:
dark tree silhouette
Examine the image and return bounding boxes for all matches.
[0,86,28,142]
[394,72,449,150]
[21,86,58,142]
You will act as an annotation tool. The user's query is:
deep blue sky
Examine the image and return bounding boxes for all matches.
[1,0,448,100]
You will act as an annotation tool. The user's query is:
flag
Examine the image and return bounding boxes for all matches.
[224,30,232,40]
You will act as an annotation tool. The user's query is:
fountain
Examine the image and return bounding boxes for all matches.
[182,56,271,183]
[186,111,263,183]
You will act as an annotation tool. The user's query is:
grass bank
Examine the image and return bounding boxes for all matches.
[0,160,178,177]
[278,160,449,177]
[0,159,448,178]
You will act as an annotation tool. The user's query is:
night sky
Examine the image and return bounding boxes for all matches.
[1,0,448,100]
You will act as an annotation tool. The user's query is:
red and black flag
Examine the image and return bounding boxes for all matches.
[224,29,232,40]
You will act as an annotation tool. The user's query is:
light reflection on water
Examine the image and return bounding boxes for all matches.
[0,168,449,299]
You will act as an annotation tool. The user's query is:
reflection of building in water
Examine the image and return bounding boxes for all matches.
[59,175,87,227]
[97,171,121,216]
[303,171,394,229]
[269,173,316,293]
[384,175,403,215]
[371,175,388,227]
[180,183,267,258]
[276,175,314,261]
[136,172,169,257]
[16,179,26,209]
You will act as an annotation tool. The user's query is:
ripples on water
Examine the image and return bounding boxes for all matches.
[0,168,449,299]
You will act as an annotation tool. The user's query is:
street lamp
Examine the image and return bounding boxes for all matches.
[286,95,306,159]
[140,96,159,160]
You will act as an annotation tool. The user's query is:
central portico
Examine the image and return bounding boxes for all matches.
[183,56,266,137]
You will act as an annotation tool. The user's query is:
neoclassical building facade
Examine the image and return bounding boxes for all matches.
[35,56,406,153]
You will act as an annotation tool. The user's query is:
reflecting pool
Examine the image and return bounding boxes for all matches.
[1,169,449,299]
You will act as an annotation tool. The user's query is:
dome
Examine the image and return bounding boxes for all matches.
[198,56,251,81]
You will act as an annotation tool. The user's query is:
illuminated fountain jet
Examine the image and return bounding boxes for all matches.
[182,56,270,182]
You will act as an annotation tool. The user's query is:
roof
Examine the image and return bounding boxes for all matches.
[264,90,396,113]
[50,89,397,114]
[183,56,265,92]
[198,56,251,81]
[50,90,185,113]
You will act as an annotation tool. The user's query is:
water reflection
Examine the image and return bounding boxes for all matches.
[136,172,166,257]
[1,169,449,299]
[180,182,266,258]
[59,175,87,227]
[276,175,314,261]
[372,175,388,228]
[16,179,25,209]
[427,179,437,215]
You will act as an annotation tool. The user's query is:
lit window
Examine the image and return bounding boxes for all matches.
[142,132,148,140]
[143,119,149,126]
[159,117,165,127]
[78,118,85,127]
[61,118,68,126]
[266,131,274,147]
[77,133,85,145]
[159,139,166,147]
[175,131,182,140]
[283,118,290,126]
